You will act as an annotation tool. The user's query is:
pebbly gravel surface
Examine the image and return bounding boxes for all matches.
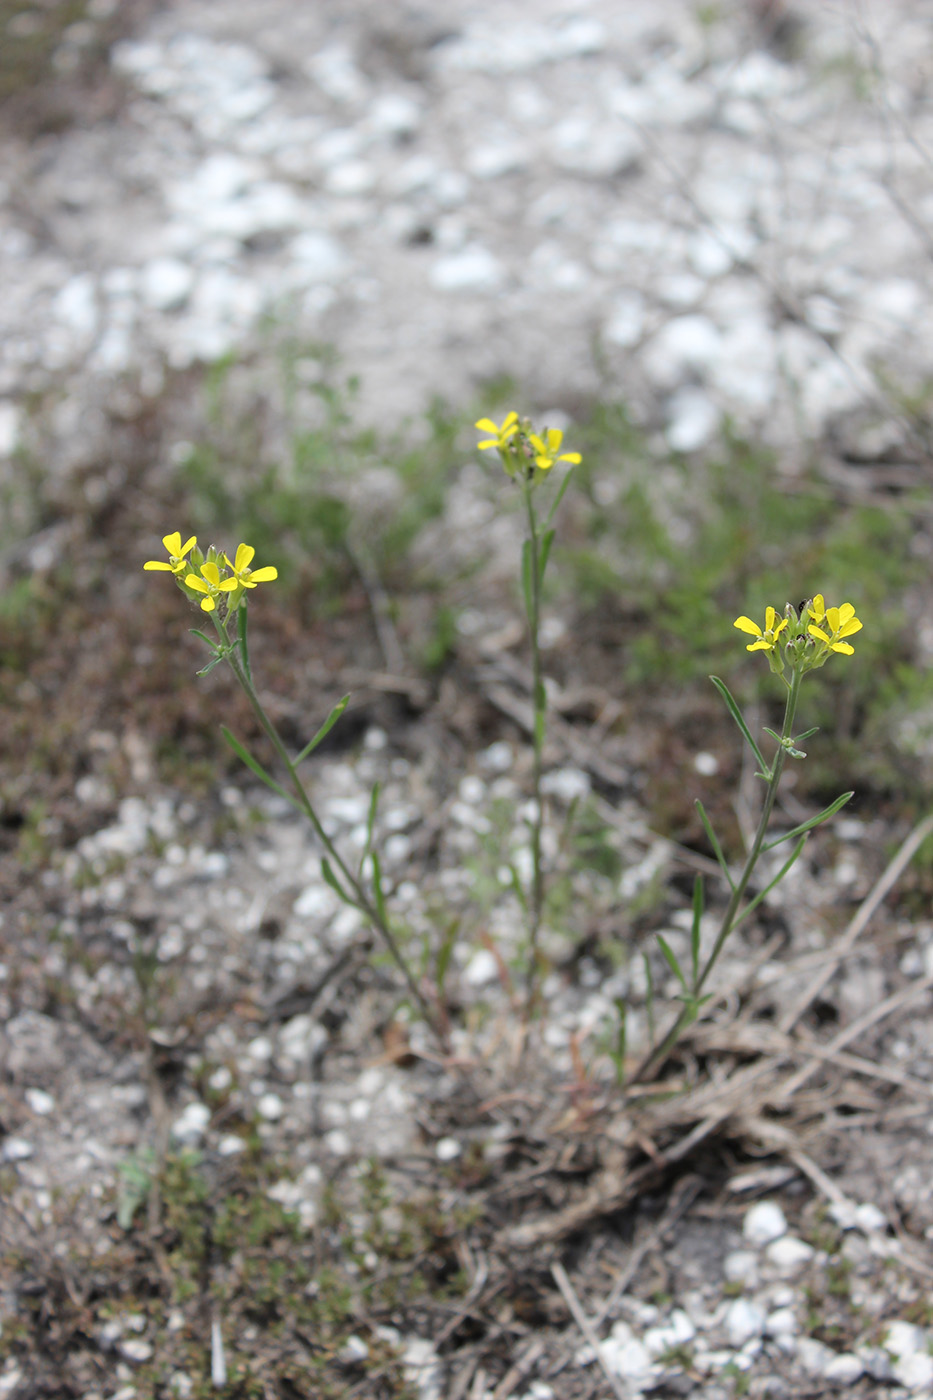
[3,2,933,1397]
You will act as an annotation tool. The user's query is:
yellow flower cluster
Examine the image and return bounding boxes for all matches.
[475,411,582,480]
[734,595,863,674]
[144,533,277,613]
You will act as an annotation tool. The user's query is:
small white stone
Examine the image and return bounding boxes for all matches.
[217,1134,246,1157]
[796,1337,837,1377]
[0,402,20,456]
[743,1200,788,1247]
[435,1137,461,1162]
[463,948,499,987]
[256,1092,283,1121]
[119,1338,153,1363]
[288,231,349,284]
[540,767,590,803]
[208,1066,232,1092]
[1,1137,34,1163]
[368,92,421,138]
[693,751,719,776]
[885,1320,933,1389]
[643,1310,696,1358]
[603,291,645,348]
[666,387,719,452]
[854,1202,887,1233]
[430,245,504,293]
[822,1353,863,1383]
[480,741,513,773]
[765,1307,797,1337]
[25,1087,55,1115]
[324,1128,351,1156]
[246,1035,274,1063]
[338,1334,369,1364]
[764,1235,814,1274]
[140,257,194,311]
[170,1102,210,1145]
[723,1249,759,1285]
[602,1321,653,1383]
[724,1298,765,1347]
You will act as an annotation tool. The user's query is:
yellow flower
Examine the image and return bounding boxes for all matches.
[808,602,862,656]
[185,561,238,613]
[143,532,197,576]
[807,594,827,627]
[527,428,582,471]
[223,543,278,590]
[734,606,788,653]
[475,412,520,453]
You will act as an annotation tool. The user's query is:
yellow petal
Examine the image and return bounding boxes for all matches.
[475,418,498,433]
[734,616,762,636]
[186,574,208,593]
[143,561,172,571]
[772,618,788,638]
[747,640,770,651]
[836,617,862,638]
[831,641,854,655]
[249,566,278,582]
[162,532,182,555]
[200,562,221,585]
[559,452,582,465]
[837,603,855,624]
[546,428,563,452]
[808,624,829,643]
[200,596,215,612]
[764,606,777,631]
[810,594,825,619]
[234,544,255,572]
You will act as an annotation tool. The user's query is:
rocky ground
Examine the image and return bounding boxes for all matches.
[2,1,933,1397]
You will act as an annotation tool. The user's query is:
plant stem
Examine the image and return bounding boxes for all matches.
[631,667,803,1084]
[522,480,546,1004]
[220,616,445,1046]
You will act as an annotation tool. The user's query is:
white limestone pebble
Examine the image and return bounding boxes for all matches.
[601,1321,653,1385]
[435,1137,461,1162]
[256,1092,283,1121]
[430,245,504,292]
[170,1101,210,1145]
[665,386,720,452]
[140,257,194,311]
[884,1320,933,1390]
[764,1235,815,1275]
[822,1352,864,1383]
[24,1087,55,1115]
[463,948,499,986]
[643,1309,695,1358]
[743,1200,788,1247]
[723,1249,759,1285]
[118,1338,153,1363]
[724,1298,765,1347]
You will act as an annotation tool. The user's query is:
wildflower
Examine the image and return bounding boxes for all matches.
[475,412,520,454]
[808,601,862,656]
[143,532,197,576]
[527,428,582,472]
[223,543,278,590]
[734,606,788,654]
[185,561,238,613]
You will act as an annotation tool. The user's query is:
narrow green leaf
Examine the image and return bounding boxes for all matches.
[644,953,656,1049]
[521,537,534,623]
[690,875,704,989]
[237,603,252,683]
[295,694,351,764]
[762,791,853,851]
[363,782,381,862]
[220,727,292,802]
[612,996,627,1087]
[696,800,734,890]
[709,676,767,771]
[545,464,576,528]
[733,836,807,929]
[539,527,556,578]
[190,629,221,654]
[196,655,226,677]
[509,862,528,913]
[435,918,460,992]
[795,726,820,744]
[371,851,388,925]
[321,857,354,908]
[656,933,688,992]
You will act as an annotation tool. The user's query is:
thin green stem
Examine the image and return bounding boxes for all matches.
[522,480,546,1004]
[219,611,445,1045]
[631,668,803,1084]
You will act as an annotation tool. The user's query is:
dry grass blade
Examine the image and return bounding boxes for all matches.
[779,813,933,1033]
[551,1261,630,1400]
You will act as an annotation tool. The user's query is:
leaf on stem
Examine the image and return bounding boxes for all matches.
[695,799,735,890]
[644,952,656,1048]
[295,694,351,764]
[545,464,576,528]
[656,933,688,992]
[709,676,768,774]
[435,918,460,994]
[321,856,355,908]
[237,604,252,684]
[690,875,704,989]
[539,526,556,578]
[761,791,853,851]
[521,537,534,623]
[732,836,807,929]
[220,726,292,803]
[363,781,381,863]
[370,851,389,925]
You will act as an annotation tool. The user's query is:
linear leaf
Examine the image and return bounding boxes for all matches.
[762,791,853,851]
[733,837,807,928]
[545,464,576,528]
[371,851,388,925]
[709,676,767,772]
[521,538,534,623]
[321,856,355,908]
[690,875,704,989]
[696,799,735,890]
[656,933,688,992]
[295,694,350,764]
[220,727,291,802]
[237,603,252,683]
[539,527,556,579]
